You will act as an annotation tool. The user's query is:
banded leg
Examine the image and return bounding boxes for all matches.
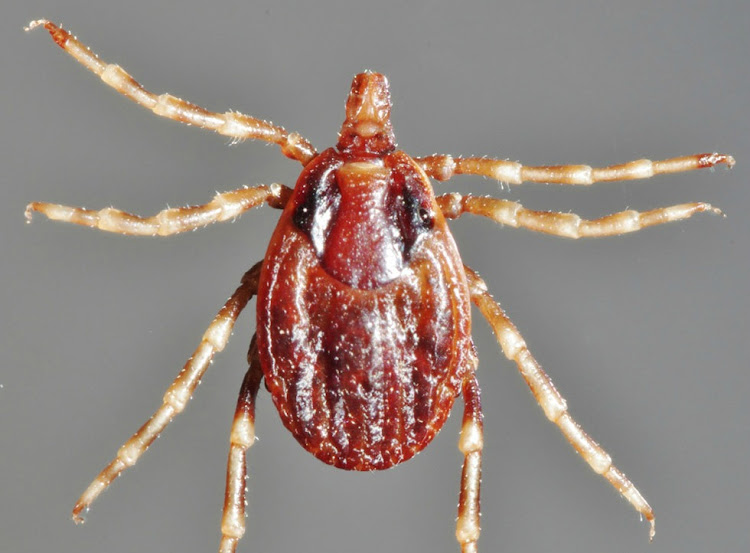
[417,153,734,185]
[26,183,292,236]
[26,20,316,164]
[464,266,655,540]
[437,193,721,239]
[72,263,261,523]
[220,336,263,553]
[456,374,484,553]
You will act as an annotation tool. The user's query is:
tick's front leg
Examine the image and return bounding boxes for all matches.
[27,20,316,164]
[26,184,292,236]
[417,152,734,185]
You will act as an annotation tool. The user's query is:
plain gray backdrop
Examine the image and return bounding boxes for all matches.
[2,1,748,553]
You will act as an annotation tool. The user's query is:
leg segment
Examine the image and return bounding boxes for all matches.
[219,335,263,553]
[26,20,317,164]
[464,266,655,540]
[417,153,734,185]
[456,374,484,553]
[437,192,721,239]
[71,263,262,523]
[26,183,292,236]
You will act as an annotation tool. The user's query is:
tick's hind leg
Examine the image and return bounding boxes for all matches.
[220,335,263,553]
[26,20,316,164]
[417,152,734,185]
[72,263,261,523]
[26,184,292,236]
[438,193,720,238]
[456,373,484,553]
[464,266,655,540]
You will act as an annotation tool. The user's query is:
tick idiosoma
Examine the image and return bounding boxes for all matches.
[26,19,734,553]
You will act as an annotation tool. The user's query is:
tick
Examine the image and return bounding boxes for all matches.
[25,19,734,553]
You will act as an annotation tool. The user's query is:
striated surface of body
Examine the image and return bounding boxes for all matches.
[257,147,475,470]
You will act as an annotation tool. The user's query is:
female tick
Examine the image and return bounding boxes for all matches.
[26,19,734,553]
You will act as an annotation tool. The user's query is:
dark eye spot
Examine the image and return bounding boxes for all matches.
[391,175,434,260]
[292,153,342,255]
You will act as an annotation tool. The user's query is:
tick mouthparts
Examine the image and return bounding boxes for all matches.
[346,72,392,129]
[337,72,396,154]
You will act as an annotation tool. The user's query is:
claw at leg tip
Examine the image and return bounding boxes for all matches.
[71,504,87,525]
[25,19,49,32]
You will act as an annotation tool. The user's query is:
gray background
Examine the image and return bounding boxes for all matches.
[2,1,748,553]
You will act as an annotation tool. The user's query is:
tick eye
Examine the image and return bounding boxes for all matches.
[404,188,433,232]
[291,153,342,255]
[389,181,434,261]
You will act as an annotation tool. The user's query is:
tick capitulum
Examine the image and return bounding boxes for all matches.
[26,18,734,553]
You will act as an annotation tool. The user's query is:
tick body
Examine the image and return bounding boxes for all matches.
[259,148,474,470]
[26,19,735,553]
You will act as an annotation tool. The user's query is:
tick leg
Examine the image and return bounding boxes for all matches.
[417,153,734,185]
[456,374,483,553]
[464,266,655,540]
[220,335,263,553]
[71,263,261,523]
[26,183,292,236]
[26,20,316,164]
[437,193,721,239]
